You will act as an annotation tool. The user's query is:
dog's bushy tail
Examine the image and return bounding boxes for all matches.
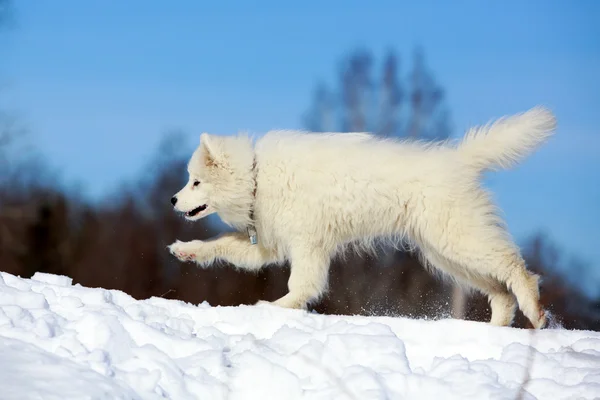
[457,106,557,172]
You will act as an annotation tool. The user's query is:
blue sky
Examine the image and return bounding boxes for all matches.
[2,1,599,295]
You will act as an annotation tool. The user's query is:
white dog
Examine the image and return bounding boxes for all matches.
[169,107,556,328]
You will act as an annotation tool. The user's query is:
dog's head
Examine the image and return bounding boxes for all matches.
[171,133,255,227]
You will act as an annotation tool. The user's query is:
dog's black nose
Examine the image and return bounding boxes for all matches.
[171,196,177,206]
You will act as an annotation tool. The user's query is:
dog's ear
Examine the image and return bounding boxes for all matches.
[200,133,223,167]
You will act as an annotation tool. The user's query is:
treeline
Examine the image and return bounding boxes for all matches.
[1,47,598,331]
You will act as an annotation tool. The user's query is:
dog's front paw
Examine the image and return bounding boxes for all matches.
[257,294,307,310]
[255,300,274,307]
[168,240,203,263]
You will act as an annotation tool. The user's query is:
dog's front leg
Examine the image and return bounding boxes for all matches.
[168,232,278,271]
[262,247,331,309]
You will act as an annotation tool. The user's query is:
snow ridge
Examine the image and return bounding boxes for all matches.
[0,271,599,400]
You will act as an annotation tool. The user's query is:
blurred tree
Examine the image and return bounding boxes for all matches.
[340,48,373,132]
[20,195,69,277]
[303,83,334,133]
[304,47,451,139]
[0,0,26,274]
[407,47,451,140]
[378,50,403,137]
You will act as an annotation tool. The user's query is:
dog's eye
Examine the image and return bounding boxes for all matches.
[193,181,200,187]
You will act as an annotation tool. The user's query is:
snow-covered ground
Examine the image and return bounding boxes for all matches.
[0,271,599,400]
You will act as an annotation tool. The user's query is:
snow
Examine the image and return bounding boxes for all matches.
[0,271,599,400]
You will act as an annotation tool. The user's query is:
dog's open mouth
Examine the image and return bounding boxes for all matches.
[186,204,208,217]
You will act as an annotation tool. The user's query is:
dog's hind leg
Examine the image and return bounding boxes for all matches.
[488,291,518,326]
[472,255,545,328]
[413,188,546,328]
[266,246,331,309]
[504,262,546,328]
[419,232,545,328]
[465,254,544,328]
[421,248,517,326]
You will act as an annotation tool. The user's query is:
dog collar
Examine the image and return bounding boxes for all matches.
[247,157,258,245]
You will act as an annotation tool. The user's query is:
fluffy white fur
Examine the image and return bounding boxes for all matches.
[169,106,556,328]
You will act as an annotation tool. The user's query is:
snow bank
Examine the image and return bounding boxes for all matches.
[0,271,599,400]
